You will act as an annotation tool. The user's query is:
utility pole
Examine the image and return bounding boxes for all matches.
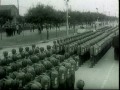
[64,0,69,36]
[17,0,19,15]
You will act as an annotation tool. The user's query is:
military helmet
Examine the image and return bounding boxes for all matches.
[3,51,8,57]
[25,47,30,52]
[47,45,51,50]
[32,44,36,49]
[76,80,85,89]
[12,49,16,54]
[40,47,44,52]
[19,47,23,53]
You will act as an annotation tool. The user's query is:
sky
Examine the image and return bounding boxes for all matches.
[1,0,119,17]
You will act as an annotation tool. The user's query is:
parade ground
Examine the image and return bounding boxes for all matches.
[0,0,119,89]
[0,37,119,89]
[0,26,119,89]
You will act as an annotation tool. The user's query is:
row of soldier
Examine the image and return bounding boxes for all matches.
[0,25,118,90]
[1,41,83,90]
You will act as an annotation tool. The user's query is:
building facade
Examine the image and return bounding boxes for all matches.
[0,5,19,24]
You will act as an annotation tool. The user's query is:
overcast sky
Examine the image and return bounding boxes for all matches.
[1,0,119,17]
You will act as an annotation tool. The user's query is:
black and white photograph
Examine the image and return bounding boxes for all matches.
[0,0,119,90]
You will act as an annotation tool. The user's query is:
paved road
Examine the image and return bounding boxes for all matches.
[75,47,119,89]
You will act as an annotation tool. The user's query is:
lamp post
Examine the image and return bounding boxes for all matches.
[17,0,19,15]
[96,8,99,22]
[64,0,69,36]
[16,0,19,25]
[109,11,110,25]
[95,8,99,30]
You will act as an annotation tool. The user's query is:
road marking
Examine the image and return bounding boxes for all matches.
[100,63,115,89]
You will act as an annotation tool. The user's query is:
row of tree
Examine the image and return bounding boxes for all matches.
[0,3,118,28]
[0,3,118,40]
[0,4,118,34]
[24,4,118,28]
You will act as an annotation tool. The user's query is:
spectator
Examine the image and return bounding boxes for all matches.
[16,24,20,35]
[32,24,35,32]
[38,24,42,34]
[30,24,32,32]
[12,24,16,36]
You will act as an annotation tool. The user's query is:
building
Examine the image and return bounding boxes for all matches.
[0,5,19,24]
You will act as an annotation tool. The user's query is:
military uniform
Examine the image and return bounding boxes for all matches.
[112,35,119,60]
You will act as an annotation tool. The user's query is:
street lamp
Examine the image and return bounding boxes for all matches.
[17,0,19,15]
[95,8,99,30]
[96,8,99,22]
[64,0,69,36]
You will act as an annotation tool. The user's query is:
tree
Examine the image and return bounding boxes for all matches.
[24,4,118,36]
[25,4,65,38]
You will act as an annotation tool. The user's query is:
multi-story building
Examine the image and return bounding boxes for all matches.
[0,5,19,24]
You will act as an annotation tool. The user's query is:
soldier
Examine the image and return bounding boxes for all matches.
[39,47,46,60]
[89,46,95,68]
[62,62,72,90]
[58,65,67,90]
[53,41,58,54]
[76,80,85,90]
[32,44,36,53]
[46,45,52,57]
[50,68,59,90]
[18,47,25,59]
[40,73,51,90]
[112,35,119,60]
